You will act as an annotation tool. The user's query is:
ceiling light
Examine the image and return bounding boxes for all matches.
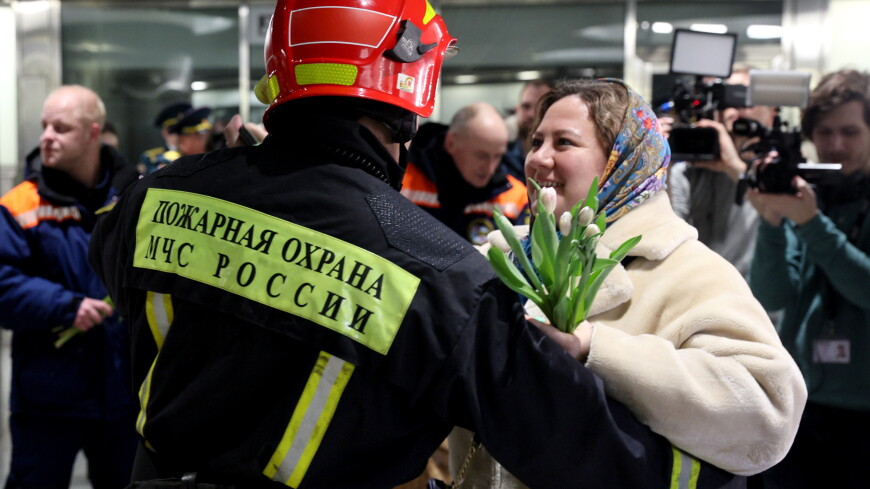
[191,81,209,91]
[516,70,542,81]
[652,22,673,34]
[690,24,728,34]
[747,24,783,39]
[454,74,479,84]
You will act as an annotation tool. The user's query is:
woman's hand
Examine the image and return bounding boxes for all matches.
[527,316,592,363]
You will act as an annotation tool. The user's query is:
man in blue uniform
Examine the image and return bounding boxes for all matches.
[169,106,213,158]
[89,1,743,488]
[138,102,191,175]
[0,85,137,489]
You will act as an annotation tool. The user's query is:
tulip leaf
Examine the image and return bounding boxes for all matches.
[610,235,642,262]
[583,176,600,213]
[486,247,542,303]
[493,209,544,293]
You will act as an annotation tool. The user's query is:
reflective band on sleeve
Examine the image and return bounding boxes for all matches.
[670,446,701,489]
[145,291,174,350]
[263,352,355,487]
[135,356,159,440]
[134,188,420,355]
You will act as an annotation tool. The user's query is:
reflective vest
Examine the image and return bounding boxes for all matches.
[401,162,529,245]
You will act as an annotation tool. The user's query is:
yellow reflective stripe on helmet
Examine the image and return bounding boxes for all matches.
[263,352,355,487]
[268,75,281,102]
[145,291,174,349]
[135,355,159,439]
[255,75,271,104]
[670,446,701,489]
[295,63,358,86]
[423,1,436,24]
[134,188,420,355]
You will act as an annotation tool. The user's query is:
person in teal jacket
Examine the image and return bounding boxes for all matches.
[747,69,870,489]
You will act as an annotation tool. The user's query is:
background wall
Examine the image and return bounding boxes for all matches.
[0,6,18,196]
[828,0,870,73]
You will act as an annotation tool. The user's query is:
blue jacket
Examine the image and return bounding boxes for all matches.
[0,146,135,419]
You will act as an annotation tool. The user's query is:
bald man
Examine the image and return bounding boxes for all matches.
[402,102,529,245]
[0,85,137,488]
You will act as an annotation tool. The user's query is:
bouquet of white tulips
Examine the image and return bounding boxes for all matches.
[487,177,640,334]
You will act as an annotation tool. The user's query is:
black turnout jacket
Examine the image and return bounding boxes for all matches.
[90,114,742,489]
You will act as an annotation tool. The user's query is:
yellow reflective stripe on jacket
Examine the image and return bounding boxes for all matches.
[145,291,174,349]
[138,292,173,446]
[670,446,701,489]
[133,188,420,355]
[135,355,160,439]
[263,352,355,487]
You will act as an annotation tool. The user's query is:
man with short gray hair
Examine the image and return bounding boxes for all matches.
[402,102,529,245]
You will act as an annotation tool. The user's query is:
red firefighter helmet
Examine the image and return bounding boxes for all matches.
[256,0,457,122]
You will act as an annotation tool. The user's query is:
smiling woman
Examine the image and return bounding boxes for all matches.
[452,78,808,488]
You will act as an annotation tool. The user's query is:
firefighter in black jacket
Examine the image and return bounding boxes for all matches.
[89,0,743,487]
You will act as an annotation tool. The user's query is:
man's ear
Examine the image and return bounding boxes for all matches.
[444,131,458,158]
[90,123,102,141]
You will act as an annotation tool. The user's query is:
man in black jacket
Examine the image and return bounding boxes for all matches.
[89,1,742,488]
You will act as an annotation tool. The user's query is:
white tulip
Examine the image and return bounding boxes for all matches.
[577,207,594,227]
[540,187,557,214]
[558,212,572,235]
[583,223,600,240]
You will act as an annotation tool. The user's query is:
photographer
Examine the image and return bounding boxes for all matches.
[669,65,775,279]
[747,69,870,489]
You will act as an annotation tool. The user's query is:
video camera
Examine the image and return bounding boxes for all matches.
[664,30,842,194]
[735,70,843,195]
[666,29,740,162]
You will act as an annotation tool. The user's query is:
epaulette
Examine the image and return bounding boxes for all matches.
[366,188,474,271]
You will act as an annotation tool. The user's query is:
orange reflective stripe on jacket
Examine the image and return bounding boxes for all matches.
[401,162,528,219]
[0,181,82,230]
[400,162,440,208]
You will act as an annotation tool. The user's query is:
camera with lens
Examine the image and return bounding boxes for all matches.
[668,78,749,161]
[664,29,842,195]
[665,29,742,161]
[731,71,843,195]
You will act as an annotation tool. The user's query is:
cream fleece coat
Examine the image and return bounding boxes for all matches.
[451,192,806,486]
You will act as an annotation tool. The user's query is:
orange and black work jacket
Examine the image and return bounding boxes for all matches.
[402,123,528,245]
[90,114,744,489]
[0,146,135,420]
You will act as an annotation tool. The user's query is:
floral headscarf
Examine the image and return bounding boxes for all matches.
[596,78,670,224]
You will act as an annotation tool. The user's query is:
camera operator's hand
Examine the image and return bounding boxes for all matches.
[691,119,748,183]
[746,176,819,227]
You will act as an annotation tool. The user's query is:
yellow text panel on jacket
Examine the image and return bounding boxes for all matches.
[133,188,420,355]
